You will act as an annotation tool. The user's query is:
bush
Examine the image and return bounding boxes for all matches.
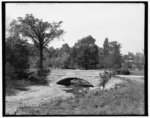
[5,36,31,95]
[29,75,48,85]
[27,68,50,85]
[115,68,130,75]
[5,63,16,95]
[13,79,31,90]
[6,37,30,80]
[99,71,112,88]
[37,68,51,77]
[5,63,31,95]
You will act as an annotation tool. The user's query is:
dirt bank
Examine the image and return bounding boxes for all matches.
[6,84,74,115]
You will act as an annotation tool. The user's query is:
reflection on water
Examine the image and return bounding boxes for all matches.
[64,84,91,96]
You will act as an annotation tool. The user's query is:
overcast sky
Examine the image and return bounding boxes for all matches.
[6,3,144,54]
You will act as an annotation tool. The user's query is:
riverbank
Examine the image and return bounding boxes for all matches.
[16,78,144,115]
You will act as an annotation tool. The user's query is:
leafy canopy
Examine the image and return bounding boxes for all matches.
[11,14,64,49]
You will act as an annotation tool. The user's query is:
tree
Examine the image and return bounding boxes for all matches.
[134,52,144,70]
[71,35,99,69]
[102,38,112,68]
[69,47,78,69]
[98,47,103,68]
[102,38,111,68]
[47,44,71,69]
[5,18,31,94]
[11,14,64,75]
[103,38,109,57]
[111,42,122,69]
[60,44,71,68]
[61,43,70,53]
[6,36,30,79]
[102,38,122,69]
[122,52,135,69]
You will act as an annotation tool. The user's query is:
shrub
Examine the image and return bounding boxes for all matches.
[13,79,31,90]
[5,63,31,95]
[5,63,16,95]
[5,36,31,95]
[99,71,112,88]
[37,68,51,77]
[27,68,50,85]
[115,68,130,75]
[6,37,30,77]
[29,75,48,85]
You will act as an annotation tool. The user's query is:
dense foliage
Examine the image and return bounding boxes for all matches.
[69,35,99,69]
[5,36,30,95]
[6,37,30,77]
[102,38,122,69]
[10,14,64,74]
[29,36,144,71]
[122,52,144,70]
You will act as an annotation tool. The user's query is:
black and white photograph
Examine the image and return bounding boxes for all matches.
[3,1,148,116]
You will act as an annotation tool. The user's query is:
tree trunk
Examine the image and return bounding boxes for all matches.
[85,65,87,70]
[39,46,43,71]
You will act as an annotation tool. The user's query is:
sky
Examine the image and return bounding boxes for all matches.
[6,3,144,54]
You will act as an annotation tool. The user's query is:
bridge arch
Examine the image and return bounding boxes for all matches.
[55,75,94,87]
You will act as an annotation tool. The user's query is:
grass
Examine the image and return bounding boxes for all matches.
[130,70,144,76]
[16,79,144,115]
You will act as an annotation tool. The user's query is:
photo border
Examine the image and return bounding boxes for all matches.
[2,1,148,116]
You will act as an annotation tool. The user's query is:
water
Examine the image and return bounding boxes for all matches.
[64,84,91,96]
[57,78,93,96]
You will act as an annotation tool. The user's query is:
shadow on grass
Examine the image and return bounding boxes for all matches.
[5,79,31,96]
[6,72,50,96]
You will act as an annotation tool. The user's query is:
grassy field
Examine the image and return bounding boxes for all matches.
[130,70,144,76]
[17,78,144,115]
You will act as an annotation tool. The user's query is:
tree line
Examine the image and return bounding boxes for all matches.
[40,36,122,70]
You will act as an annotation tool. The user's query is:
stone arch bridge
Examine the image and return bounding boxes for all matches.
[48,70,104,87]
